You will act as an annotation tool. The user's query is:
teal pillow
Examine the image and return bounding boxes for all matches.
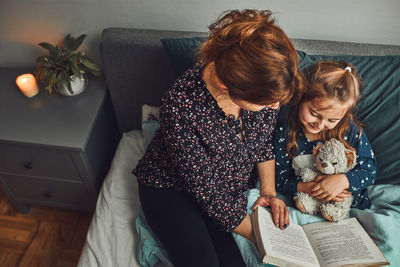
[299,53,400,185]
[160,37,206,78]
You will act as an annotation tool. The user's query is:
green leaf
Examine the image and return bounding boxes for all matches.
[39,42,55,52]
[64,34,72,50]
[45,79,55,94]
[71,63,81,78]
[61,50,73,63]
[50,45,63,60]
[81,57,102,76]
[72,34,87,51]
[69,53,79,64]
[36,55,48,63]
[43,69,50,80]
[49,72,57,85]
[77,51,86,59]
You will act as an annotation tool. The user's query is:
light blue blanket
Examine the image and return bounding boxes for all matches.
[137,184,400,266]
[234,184,400,266]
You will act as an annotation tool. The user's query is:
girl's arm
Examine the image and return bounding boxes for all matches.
[274,125,299,197]
[310,174,351,201]
[342,130,377,206]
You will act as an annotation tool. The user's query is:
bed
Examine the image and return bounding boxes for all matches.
[78,27,400,267]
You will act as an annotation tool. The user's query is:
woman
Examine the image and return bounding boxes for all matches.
[133,9,304,267]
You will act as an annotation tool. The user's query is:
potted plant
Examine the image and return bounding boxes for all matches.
[36,33,102,96]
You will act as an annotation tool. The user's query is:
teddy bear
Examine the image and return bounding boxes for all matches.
[294,138,357,222]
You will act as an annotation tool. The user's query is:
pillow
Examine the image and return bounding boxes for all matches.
[142,120,160,150]
[298,53,400,185]
[142,104,160,122]
[160,37,206,78]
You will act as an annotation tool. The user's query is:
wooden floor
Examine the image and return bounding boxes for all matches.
[0,188,93,267]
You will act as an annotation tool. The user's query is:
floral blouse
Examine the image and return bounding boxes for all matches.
[133,63,279,231]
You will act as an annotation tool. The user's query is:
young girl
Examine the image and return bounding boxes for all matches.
[274,60,376,214]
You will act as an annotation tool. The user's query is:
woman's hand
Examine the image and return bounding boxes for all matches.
[311,174,350,202]
[253,195,289,230]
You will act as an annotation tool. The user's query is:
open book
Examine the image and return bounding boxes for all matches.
[251,207,389,267]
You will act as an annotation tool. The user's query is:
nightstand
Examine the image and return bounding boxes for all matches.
[0,67,120,213]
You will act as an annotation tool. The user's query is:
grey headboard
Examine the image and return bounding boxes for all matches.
[100,27,400,133]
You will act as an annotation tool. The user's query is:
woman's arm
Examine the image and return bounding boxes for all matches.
[258,160,277,197]
[252,160,289,230]
[233,214,256,243]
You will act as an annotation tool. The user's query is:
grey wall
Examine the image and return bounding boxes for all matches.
[1,0,400,68]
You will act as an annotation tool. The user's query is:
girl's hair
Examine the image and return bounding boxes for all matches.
[286,60,362,158]
[199,9,305,106]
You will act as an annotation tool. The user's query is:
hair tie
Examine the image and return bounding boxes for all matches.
[345,66,352,73]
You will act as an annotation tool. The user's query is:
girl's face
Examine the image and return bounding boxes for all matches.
[299,97,352,136]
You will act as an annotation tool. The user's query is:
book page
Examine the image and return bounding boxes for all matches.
[303,218,388,267]
[256,207,320,267]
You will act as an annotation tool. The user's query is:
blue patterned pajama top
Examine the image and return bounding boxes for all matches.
[274,116,377,209]
[133,63,279,231]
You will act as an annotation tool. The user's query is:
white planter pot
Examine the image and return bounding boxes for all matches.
[55,75,87,96]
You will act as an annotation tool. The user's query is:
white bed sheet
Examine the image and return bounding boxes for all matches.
[78,130,145,267]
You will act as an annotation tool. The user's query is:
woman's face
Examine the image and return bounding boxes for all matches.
[231,98,280,112]
[299,97,352,135]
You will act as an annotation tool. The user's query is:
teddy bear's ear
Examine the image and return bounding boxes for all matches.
[345,150,357,169]
[313,143,323,156]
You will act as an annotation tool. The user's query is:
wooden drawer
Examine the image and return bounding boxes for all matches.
[1,174,91,209]
[0,142,80,181]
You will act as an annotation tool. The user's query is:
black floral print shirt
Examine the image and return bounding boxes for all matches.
[133,63,279,231]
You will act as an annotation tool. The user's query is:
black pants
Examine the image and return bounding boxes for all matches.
[139,185,246,267]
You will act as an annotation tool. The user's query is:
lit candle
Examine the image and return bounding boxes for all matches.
[16,73,39,98]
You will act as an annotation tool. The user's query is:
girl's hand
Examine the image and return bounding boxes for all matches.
[253,195,289,230]
[299,181,351,201]
[311,174,350,202]
[331,190,352,202]
[298,181,317,194]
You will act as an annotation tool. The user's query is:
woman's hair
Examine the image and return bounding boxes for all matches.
[286,60,362,158]
[199,9,304,106]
